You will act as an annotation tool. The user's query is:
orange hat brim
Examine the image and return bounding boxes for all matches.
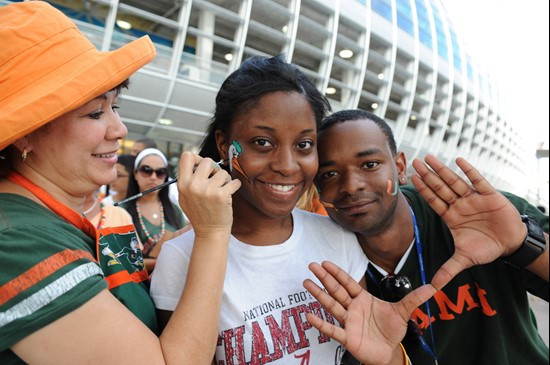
[0,35,155,151]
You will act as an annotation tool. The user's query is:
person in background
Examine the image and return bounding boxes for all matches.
[102,154,134,205]
[83,190,137,232]
[149,55,427,365]
[305,109,548,364]
[131,137,157,156]
[296,184,328,215]
[0,2,240,364]
[123,148,187,272]
[129,138,188,223]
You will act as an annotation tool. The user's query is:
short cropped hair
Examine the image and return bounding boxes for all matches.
[320,109,397,155]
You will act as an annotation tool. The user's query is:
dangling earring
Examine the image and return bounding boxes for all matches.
[22,148,28,162]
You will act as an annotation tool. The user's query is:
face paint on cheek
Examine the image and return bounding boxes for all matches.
[386,178,398,196]
[229,140,251,183]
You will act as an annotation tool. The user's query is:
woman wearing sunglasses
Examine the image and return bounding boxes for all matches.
[123,148,187,269]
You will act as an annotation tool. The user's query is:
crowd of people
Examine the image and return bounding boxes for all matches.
[0,2,548,365]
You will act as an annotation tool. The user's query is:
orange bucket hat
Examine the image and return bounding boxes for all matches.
[0,1,156,151]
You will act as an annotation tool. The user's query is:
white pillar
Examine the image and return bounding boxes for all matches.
[197,9,215,80]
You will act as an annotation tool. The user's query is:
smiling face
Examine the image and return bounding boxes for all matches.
[216,91,318,221]
[316,119,405,236]
[22,90,127,197]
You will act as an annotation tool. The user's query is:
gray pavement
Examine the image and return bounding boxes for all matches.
[529,294,549,346]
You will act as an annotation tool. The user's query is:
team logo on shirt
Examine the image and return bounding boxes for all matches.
[411,281,497,329]
[115,237,145,271]
[99,240,121,267]
[97,230,146,272]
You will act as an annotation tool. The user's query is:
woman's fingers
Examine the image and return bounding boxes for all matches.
[178,152,240,192]
[178,153,224,182]
[209,166,234,187]
[192,156,221,179]
[176,152,241,231]
[177,151,201,187]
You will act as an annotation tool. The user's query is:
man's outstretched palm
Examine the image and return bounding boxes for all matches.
[411,155,527,289]
[303,261,436,365]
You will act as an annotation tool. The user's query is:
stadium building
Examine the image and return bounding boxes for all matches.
[1,0,544,205]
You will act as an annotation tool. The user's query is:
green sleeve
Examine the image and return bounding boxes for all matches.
[0,225,107,351]
[502,191,549,233]
[501,191,549,300]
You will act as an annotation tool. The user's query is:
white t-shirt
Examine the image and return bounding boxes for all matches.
[150,209,369,365]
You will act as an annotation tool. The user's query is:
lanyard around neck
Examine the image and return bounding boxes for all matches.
[364,205,438,362]
[7,172,97,240]
[409,205,439,362]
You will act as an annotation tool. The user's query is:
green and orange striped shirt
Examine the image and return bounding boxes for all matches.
[0,193,157,364]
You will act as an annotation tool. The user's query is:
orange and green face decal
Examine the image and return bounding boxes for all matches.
[229,140,250,183]
[387,178,398,196]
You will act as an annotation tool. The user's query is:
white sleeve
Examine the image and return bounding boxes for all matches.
[342,230,369,282]
[149,238,191,311]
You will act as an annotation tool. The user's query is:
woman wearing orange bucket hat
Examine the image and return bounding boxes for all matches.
[0,2,240,364]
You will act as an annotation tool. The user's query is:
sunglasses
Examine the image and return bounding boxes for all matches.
[380,274,412,302]
[137,165,169,179]
[380,275,423,340]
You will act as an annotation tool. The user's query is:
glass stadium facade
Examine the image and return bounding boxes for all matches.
[1,0,536,200]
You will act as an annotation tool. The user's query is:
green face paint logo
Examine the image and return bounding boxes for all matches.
[229,140,250,183]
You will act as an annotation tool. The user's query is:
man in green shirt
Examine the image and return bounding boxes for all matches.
[312,109,548,364]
